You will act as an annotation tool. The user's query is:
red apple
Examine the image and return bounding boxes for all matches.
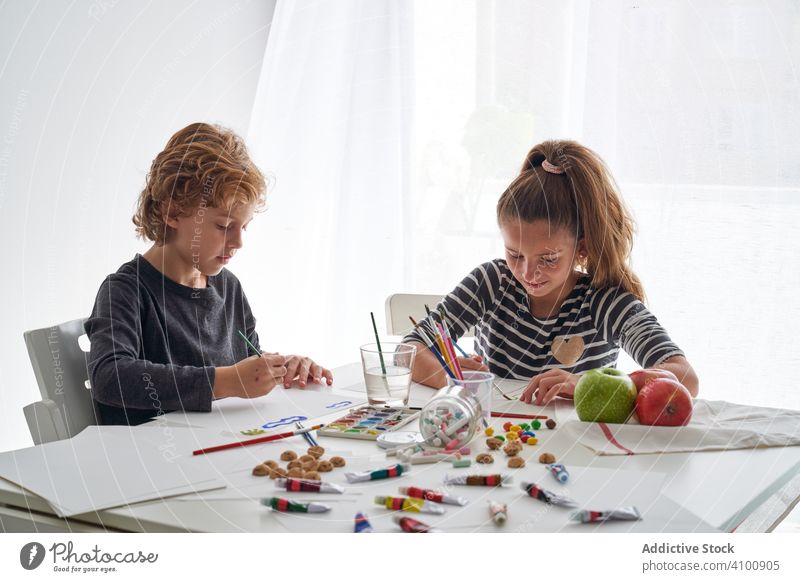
[629,368,679,392]
[635,378,693,426]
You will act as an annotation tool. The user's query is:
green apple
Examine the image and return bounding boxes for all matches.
[574,368,637,424]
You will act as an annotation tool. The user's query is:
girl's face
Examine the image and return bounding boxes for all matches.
[500,219,585,302]
[164,202,255,278]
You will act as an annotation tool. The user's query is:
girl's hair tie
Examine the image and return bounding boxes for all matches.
[542,159,565,174]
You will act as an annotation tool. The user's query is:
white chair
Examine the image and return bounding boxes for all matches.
[23,318,97,444]
[384,293,474,337]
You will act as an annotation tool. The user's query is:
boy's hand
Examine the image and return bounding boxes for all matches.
[283,355,334,388]
[520,369,580,405]
[214,354,287,399]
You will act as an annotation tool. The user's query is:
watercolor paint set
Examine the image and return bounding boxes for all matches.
[316,405,421,441]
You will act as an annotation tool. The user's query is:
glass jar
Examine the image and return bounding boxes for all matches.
[419,384,483,450]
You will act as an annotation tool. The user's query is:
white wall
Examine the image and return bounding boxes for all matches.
[0,0,276,452]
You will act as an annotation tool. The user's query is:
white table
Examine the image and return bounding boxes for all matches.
[1,364,797,533]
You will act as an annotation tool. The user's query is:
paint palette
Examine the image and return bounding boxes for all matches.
[316,405,421,441]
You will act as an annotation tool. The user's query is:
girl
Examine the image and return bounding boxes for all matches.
[403,140,698,405]
[85,122,332,425]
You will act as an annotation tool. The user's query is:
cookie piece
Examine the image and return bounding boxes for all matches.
[476,453,494,464]
[538,452,556,464]
[330,456,346,468]
[287,467,305,478]
[280,450,298,462]
[317,460,334,472]
[486,437,503,450]
[503,443,522,457]
[252,464,270,477]
[264,460,279,469]
[307,446,325,459]
[270,467,288,480]
[508,457,526,469]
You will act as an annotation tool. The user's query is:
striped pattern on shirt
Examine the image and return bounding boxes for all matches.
[402,259,684,380]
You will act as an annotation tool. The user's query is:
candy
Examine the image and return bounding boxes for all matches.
[484,427,495,437]
[476,453,494,464]
[510,425,522,432]
[532,420,542,430]
[495,435,505,442]
[452,458,471,468]
[506,432,519,441]
[503,422,512,431]
[520,435,529,444]
[546,419,557,430]
[528,438,539,446]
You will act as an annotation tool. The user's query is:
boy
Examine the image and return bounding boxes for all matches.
[86,122,332,425]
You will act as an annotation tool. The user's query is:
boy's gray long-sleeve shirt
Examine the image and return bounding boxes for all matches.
[85,254,260,425]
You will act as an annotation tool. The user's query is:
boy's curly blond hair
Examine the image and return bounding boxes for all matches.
[133,122,267,245]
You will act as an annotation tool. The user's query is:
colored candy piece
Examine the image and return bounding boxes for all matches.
[452,458,471,468]
[532,420,542,430]
[506,432,519,441]
[484,427,495,437]
[528,438,538,445]
[510,425,522,432]
[503,422,512,431]
[495,435,505,442]
[520,435,529,443]
[520,423,530,430]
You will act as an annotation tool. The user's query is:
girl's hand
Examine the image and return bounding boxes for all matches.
[457,354,489,372]
[520,369,581,405]
[283,355,334,388]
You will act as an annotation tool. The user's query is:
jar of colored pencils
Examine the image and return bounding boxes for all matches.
[419,385,484,450]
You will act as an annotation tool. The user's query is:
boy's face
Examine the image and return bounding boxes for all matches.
[500,219,584,302]
[165,201,256,277]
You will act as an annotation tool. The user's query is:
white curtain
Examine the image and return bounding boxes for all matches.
[244,0,414,366]
[247,0,800,409]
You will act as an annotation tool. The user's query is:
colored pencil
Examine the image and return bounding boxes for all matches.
[369,312,387,374]
[192,424,324,456]
[409,316,455,379]
[490,412,549,420]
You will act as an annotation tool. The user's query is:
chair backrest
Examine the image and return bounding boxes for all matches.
[384,293,474,338]
[23,318,97,444]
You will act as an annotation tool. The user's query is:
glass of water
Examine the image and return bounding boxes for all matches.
[359,343,416,407]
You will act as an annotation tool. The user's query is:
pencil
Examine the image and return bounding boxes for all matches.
[192,424,325,456]
[490,412,549,420]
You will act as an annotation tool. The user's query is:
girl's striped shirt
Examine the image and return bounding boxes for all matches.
[402,259,684,380]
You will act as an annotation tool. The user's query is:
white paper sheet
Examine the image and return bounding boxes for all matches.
[0,426,225,517]
[162,385,367,435]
